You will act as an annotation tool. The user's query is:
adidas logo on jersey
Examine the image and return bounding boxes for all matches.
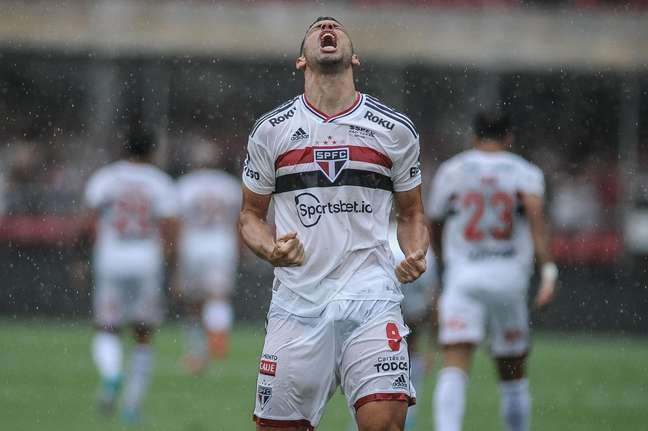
[392,374,408,390]
[290,127,309,141]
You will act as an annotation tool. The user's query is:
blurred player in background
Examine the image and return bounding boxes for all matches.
[427,111,558,431]
[240,16,428,431]
[84,128,178,422]
[176,140,241,373]
[387,220,437,431]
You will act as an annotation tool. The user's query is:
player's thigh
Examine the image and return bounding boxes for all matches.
[93,274,125,328]
[356,399,408,431]
[340,302,415,417]
[128,272,164,328]
[438,287,486,348]
[488,288,530,359]
[254,304,336,428]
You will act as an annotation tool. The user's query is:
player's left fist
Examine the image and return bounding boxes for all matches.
[395,250,427,284]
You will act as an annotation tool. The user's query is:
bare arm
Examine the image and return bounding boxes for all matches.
[522,193,552,266]
[522,192,557,307]
[394,186,429,283]
[238,185,304,267]
[430,219,444,268]
[159,216,180,265]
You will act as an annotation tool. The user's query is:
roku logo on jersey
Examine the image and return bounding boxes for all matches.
[364,111,394,130]
[269,107,296,127]
[295,192,372,228]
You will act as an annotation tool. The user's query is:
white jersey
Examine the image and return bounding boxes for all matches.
[85,160,177,276]
[177,169,241,273]
[243,93,421,317]
[427,149,544,278]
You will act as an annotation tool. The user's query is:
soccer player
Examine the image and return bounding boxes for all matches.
[428,111,558,431]
[176,141,241,372]
[239,17,428,431]
[84,128,178,421]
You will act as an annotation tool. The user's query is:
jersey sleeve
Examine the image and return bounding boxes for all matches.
[156,176,178,218]
[391,134,422,193]
[426,163,453,221]
[517,162,545,197]
[84,170,105,209]
[242,132,275,195]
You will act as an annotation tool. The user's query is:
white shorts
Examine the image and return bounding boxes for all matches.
[253,299,416,429]
[179,269,235,302]
[438,270,530,357]
[93,271,164,327]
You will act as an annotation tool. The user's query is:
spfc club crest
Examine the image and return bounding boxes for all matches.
[314,147,349,182]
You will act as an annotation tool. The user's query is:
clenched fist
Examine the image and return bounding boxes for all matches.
[269,232,305,267]
[395,249,427,284]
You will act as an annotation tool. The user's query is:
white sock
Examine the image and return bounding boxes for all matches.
[406,354,426,426]
[499,378,531,431]
[434,367,468,431]
[185,323,207,358]
[202,300,233,332]
[92,332,122,381]
[123,344,153,411]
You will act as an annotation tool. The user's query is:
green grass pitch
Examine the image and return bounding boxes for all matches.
[2,320,647,430]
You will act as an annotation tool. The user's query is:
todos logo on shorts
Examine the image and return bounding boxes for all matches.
[294,192,373,228]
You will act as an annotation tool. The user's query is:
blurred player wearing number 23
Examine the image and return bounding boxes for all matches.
[240,17,428,431]
[428,111,558,431]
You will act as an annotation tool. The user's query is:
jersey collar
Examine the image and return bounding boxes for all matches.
[300,92,364,123]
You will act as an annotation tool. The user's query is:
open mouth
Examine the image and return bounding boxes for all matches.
[319,31,337,52]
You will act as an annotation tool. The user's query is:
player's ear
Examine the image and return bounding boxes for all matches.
[351,53,361,67]
[296,56,307,71]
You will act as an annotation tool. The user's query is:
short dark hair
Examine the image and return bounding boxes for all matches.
[125,127,156,158]
[473,110,512,140]
[299,16,342,55]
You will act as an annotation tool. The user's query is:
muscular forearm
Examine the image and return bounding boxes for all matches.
[239,210,275,262]
[531,222,552,266]
[396,211,429,257]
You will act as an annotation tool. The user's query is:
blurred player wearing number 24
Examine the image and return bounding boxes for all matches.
[428,111,558,431]
[240,17,428,431]
[83,129,178,422]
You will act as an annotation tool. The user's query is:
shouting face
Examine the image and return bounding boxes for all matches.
[297,18,359,74]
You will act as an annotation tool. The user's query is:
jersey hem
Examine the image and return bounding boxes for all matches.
[353,393,416,411]
[242,179,273,196]
[393,178,422,193]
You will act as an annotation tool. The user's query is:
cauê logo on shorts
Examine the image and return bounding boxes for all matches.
[294,192,372,228]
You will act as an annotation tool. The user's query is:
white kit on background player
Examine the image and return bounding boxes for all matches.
[244,93,421,426]
[427,149,544,355]
[177,169,241,297]
[85,160,177,326]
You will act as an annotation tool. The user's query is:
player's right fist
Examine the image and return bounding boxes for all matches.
[395,249,427,284]
[269,232,305,267]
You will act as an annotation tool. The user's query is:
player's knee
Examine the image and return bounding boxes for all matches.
[132,324,154,344]
[496,355,526,381]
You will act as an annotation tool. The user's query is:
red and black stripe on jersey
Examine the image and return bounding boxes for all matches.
[274,145,393,194]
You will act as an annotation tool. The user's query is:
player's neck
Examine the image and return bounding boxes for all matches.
[475,141,505,153]
[126,156,151,164]
[303,71,357,117]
